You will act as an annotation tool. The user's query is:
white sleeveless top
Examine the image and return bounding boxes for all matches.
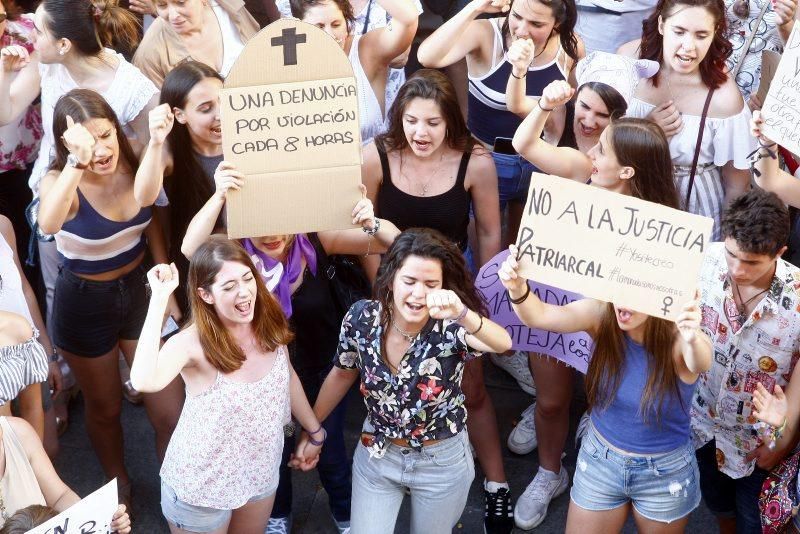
[160,346,291,509]
[0,233,32,323]
[29,50,158,193]
[348,34,387,145]
[0,417,46,528]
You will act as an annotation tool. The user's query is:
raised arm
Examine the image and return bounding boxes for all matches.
[505,38,536,116]
[360,0,419,72]
[417,0,508,68]
[134,103,175,206]
[750,111,800,207]
[128,92,160,157]
[180,161,243,259]
[512,81,592,181]
[0,46,41,125]
[130,264,193,393]
[774,0,798,44]
[426,289,512,353]
[498,244,604,334]
[37,117,95,235]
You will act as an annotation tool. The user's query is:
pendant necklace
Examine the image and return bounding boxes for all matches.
[400,151,447,196]
[730,276,771,324]
[391,320,421,343]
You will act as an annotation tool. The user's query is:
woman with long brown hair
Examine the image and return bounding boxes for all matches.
[498,246,712,533]
[619,0,754,241]
[132,236,325,534]
[37,89,180,508]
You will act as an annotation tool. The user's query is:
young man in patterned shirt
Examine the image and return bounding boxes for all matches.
[692,189,800,533]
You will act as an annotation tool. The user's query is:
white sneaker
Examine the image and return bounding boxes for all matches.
[514,466,569,530]
[507,402,538,454]
[490,351,535,395]
[265,516,291,534]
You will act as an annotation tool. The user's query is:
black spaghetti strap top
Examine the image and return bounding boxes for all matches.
[375,141,472,250]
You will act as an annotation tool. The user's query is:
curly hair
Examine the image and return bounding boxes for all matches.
[721,190,789,256]
[373,228,488,331]
[639,0,731,89]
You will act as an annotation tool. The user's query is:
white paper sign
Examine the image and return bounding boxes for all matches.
[29,480,118,534]
[762,26,800,155]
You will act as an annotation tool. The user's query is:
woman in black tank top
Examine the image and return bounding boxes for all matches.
[362,69,501,268]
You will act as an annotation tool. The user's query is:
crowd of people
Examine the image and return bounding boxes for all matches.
[0,0,799,532]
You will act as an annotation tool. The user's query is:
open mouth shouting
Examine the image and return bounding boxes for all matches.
[234,299,253,316]
[616,307,633,324]
[93,155,113,171]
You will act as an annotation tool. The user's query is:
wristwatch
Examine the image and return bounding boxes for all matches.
[66,153,89,170]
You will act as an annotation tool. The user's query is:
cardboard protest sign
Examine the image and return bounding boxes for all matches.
[477,250,592,373]
[762,26,800,155]
[755,50,781,105]
[29,479,117,534]
[515,173,713,321]
[221,19,362,238]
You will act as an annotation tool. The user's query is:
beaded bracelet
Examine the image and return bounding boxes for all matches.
[747,143,778,179]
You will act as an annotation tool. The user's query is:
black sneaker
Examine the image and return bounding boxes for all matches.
[484,486,514,534]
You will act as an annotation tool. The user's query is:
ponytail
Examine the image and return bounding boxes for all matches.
[41,0,140,58]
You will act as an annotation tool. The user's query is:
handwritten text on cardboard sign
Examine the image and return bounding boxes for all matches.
[515,173,713,321]
[762,25,800,155]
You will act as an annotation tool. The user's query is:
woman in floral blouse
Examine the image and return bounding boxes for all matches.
[0,0,41,263]
[303,228,512,534]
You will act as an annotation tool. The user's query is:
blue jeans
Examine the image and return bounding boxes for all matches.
[695,439,769,533]
[571,424,701,523]
[272,369,351,522]
[350,431,474,534]
[492,151,537,211]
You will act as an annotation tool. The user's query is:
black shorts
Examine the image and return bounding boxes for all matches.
[51,264,149,357]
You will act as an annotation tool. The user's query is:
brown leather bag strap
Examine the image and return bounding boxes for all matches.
[685,89,715,210]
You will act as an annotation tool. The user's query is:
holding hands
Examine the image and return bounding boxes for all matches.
[539,80,575,111]
[0,45,30,73]
[61,115,95,168]
[290,430,323,471]
[648,101,683,138]
[148,103,175,146]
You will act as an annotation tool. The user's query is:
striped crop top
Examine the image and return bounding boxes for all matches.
[55,188,152,274]
[467,18,567,145]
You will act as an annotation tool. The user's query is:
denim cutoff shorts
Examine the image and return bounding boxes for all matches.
[160,479,276,532]
[570,423,701,523]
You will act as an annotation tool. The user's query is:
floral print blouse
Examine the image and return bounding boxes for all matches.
[0,15,42,172]
[335,299,481,458]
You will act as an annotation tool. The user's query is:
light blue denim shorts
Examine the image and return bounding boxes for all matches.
[570,424,701,523]
[160,479,276,532]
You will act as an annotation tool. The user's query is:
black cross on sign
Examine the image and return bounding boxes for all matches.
[271,27,307,66]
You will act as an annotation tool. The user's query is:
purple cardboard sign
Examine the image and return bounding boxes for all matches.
[476,250,593,374]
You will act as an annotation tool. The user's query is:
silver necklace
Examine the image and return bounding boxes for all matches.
[400,151,448,196]
[391,320,421,343]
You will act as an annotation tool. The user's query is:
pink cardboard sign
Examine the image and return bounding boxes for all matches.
[476,250,592,373]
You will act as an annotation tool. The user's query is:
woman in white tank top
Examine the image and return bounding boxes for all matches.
[132,236,325,533]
